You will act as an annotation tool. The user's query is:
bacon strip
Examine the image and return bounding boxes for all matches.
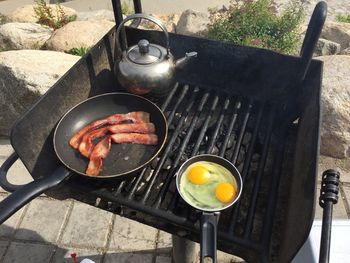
[108,123,155,134]
[86,136,111,176]
[78,123,156,158]
[78,127,109,158]
[111,133,158,145]
[69,111,150,149]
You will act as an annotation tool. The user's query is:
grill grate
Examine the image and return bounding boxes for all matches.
[73,83,289,260]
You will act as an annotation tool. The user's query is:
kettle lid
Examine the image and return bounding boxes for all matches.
[127,39,163,65]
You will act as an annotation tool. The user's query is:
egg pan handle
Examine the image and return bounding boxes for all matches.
[200,212,218,263]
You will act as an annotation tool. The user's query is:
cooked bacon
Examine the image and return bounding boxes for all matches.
[78,127,109,158]
[86,136,111,176]
[111,133,158,145]
[69,111,150,149]
[108,123,155,134]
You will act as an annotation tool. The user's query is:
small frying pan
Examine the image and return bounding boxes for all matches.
[0,92,167,224]
[176,154,243,263]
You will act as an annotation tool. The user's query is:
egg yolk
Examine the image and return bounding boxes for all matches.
[188,166,210,185]
[215,183,237,203]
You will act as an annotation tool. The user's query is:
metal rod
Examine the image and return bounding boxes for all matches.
[229,103,264,233]
[319,201,333,263]
[231,101,252,164]
[161,83,179,111]
[133,0,142,13]
[154,93,213,208]
[244,108,275,238]
[167,86,189,125]
[219,100,241,157]
[206,98,230,153]
[140,87,198,203]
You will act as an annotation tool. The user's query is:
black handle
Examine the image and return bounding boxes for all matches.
[0,166,71,224]
[0,152,22,193]
[299,1,327,81]
[319,169,340,263]
[200,212,218,263]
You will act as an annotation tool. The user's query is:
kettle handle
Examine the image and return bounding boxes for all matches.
[116,13,170,56]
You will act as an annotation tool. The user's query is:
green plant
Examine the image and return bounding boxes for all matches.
[122,0,132,16]
[207,0,304,54]
[66,47,90,56]
[336,14,350,23]
[33,0,76,30]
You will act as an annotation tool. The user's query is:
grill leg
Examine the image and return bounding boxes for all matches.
[172,235,197,263]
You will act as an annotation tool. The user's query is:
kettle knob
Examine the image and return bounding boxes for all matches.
[138,39,149,54]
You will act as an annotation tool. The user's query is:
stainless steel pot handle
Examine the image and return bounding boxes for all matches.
[116,13,170,56]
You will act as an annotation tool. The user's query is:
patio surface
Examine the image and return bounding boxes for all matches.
[0,138,349,262]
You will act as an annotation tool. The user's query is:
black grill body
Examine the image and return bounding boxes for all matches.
[8,3,324,262]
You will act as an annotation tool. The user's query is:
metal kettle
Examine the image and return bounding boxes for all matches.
[115,13,197,97]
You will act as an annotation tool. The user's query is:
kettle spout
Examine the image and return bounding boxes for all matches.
[175,52,197,69]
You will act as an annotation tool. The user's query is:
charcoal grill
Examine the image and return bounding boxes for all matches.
[0,1,340,262]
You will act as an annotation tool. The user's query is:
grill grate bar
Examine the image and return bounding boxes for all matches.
[229,102,264,233]
[244,108,275,238]
[160,83,179,111]
[261,129,287,245]
[206,98,230,154]
[153,93,218,208]
[140,87,202,203]
[231,101,253,164]
[166,85,189,124]
[219,101,241,157]
[126,84,185,200]
[191,96,224,156]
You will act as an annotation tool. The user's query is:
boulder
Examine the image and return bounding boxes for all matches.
[340,47,350,55]
[8,4,76,24]
[0,50,80,136]
[76,9,115,22]
[321,21,350,50]
[317,55,350,158]
[176,10,210,37]
[0,22,53,50]
[138,13,181,33]
[314,38,341,56]
[45,20,114,52]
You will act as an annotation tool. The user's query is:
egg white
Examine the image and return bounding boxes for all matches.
[179,161,237,210]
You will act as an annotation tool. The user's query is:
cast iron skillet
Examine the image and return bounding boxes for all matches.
[176,155,243,263]
[0,92,167,224]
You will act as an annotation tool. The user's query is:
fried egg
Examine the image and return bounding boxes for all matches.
[179,161,238,210]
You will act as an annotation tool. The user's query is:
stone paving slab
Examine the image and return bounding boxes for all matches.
[0,195,27,238]
[15,198,71,243]
[108,215,158,252]
[0,139,33,193]
[2,241,53,263]
[52,246,103,263]
[104,252,153,263]
[61,202,113,249]
[156,231,172,250]
[0,241,9,260]
[155,255,172,263]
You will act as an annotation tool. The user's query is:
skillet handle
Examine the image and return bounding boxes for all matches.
[0,166,71,224]
[200,212,218,263]
[0,152,21,192]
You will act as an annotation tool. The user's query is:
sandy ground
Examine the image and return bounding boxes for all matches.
[0,0,230,15]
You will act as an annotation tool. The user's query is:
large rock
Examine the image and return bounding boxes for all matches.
[321,21,350,50]
[8,4,76,24]
[340,47,350,55]
[314,38,341,56]
[76,9,115,22]
[0,22,52,50]
[0,50,80,136]
[317,55,350,158]
[138,13,181,33]
[176,10,210,37]
[45,20,114,52]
